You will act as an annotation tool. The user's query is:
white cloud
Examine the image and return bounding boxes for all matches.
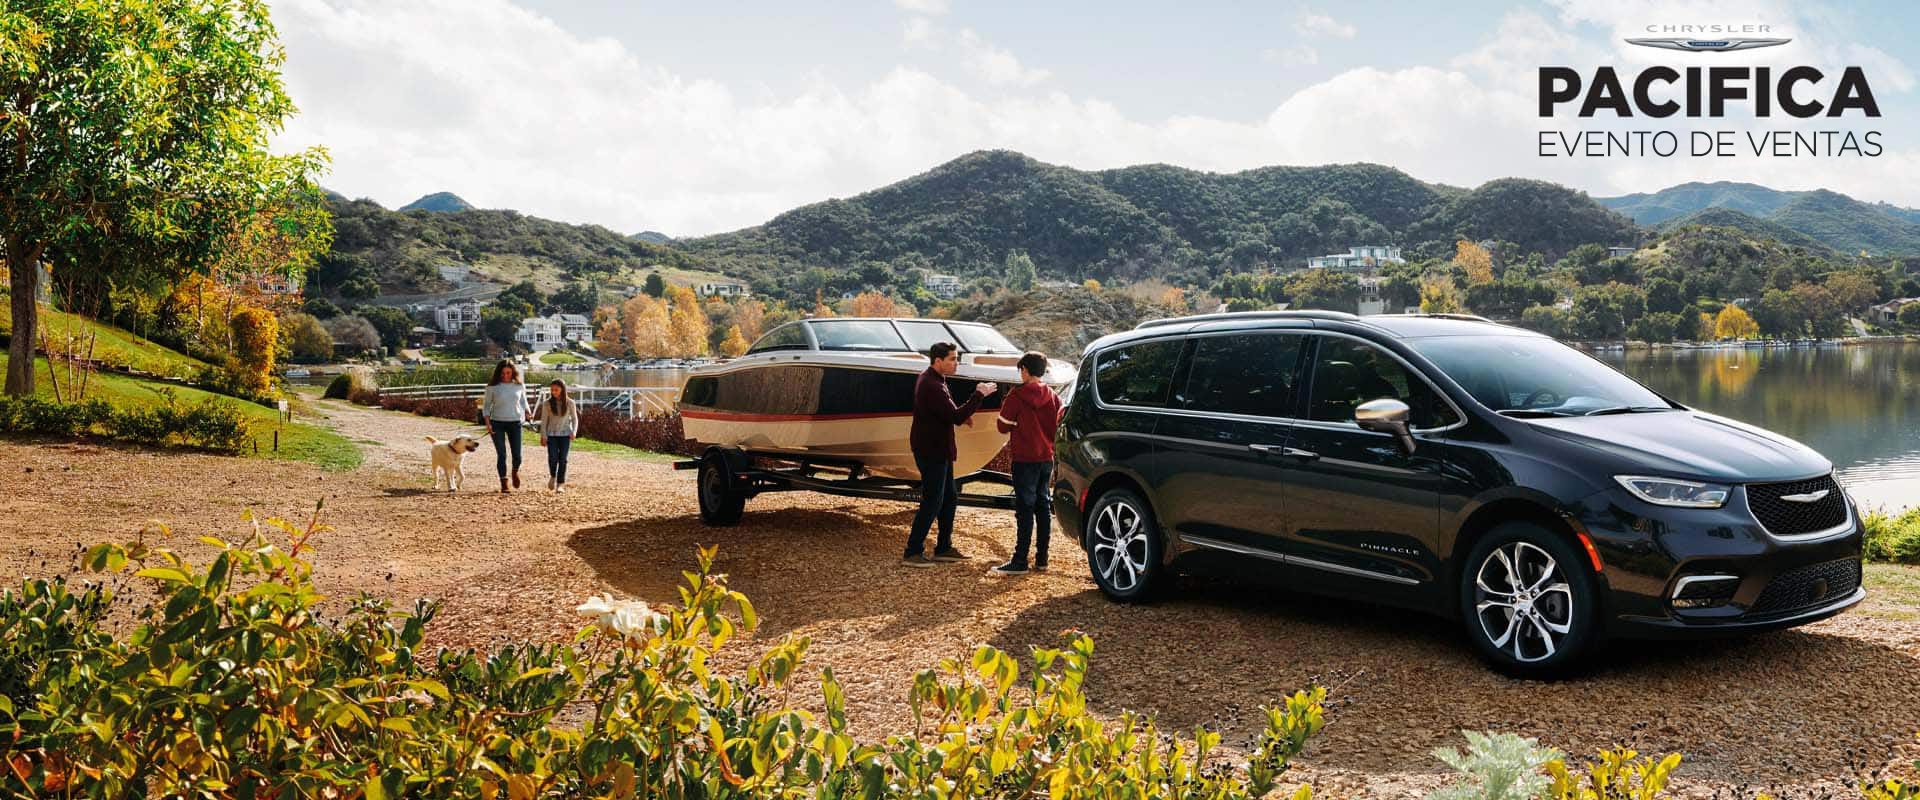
[1262,45,1319,66]
[893,0,949,15]
[1294,12,1356,39]
[273,0,1920,238]
[956,28,1050,86]
[902,16,937,48]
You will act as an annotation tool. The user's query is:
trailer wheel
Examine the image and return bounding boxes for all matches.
[697,451,747,526]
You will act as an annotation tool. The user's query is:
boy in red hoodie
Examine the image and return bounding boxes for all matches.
[991,352,1063,575]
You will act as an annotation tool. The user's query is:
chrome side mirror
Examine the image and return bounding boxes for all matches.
[1355,398,1416,453]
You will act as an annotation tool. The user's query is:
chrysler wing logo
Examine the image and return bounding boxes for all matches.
[1626,37,1791,53]
[1779,489,1831,503]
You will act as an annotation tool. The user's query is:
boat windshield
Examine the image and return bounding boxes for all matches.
[1407,335,1674,417]
[895,320,955,353]
[810,319,910,351]
[949,324,1022,354]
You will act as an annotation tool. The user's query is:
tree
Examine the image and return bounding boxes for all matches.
[1519,305,1571,339]
[1569,283,1646,340]
[283,313,334,363]
[480,307,522,350]
[1418,276,1462,314]
[643,272,667,298]
[324,315,381,355]
[718,325,750,357]
[1901,302,1920,329]
[1644,277,1687,314]
[733,299,767,341]
[356,305,413,351]
[667,287,710,357]
[229,307,277,394]
[847,291,907,317]
[1290,270,1362,312]
[1083,279,1102,292]
[3,0,327,396]
[1714,305,1759,340]
[1825,271,1879,312]
[619,294,671,356]
[552,281,600,314]
[1004,251,1037,292]
[303,297,342,319]
[1627,311,1684,343]
[1454,240,1494,285]
[497,280,546,314]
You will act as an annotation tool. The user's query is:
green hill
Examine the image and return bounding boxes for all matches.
[1597,182,1920,254]
[1655,207,1828,250]
[682,150,1639,297]
[0,304,212,378]
[398,192,475,213]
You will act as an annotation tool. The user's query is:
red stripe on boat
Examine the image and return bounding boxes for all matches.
[680,409,916,422]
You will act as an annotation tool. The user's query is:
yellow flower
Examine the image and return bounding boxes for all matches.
[574,593,660,643]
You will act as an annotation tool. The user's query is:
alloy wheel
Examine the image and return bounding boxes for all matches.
[1472,541,1575,663]
[1091,499,1150,592]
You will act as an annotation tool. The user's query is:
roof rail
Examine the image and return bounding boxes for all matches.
[1134,309,1359,330]
[1402,312,1493,323]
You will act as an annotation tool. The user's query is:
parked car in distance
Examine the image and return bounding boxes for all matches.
[1052,310,1865,676]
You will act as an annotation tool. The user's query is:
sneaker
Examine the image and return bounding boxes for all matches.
[556,484,566,494]
[931,547,970,562]
[901,553,939,568]
[990,561,1029,576]
[1033,557,1049,571]
[548,477,557,491]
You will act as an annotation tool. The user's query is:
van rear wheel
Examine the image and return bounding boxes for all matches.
[1086,489,1163,601]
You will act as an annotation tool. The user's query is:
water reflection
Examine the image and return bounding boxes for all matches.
[1600,343,1920,512]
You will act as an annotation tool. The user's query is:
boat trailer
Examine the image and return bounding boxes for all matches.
[673,446,1015,526]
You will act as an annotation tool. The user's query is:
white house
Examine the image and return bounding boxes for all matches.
[696,281,750,298]
[1308,245,1404,271]
[1357,274,1387,316]
[513,316,565,351]
[924,273,963,299]
[434,301,485,335]
[555,313,593,343]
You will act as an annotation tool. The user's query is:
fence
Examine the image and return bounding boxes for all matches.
[374,383,679,418]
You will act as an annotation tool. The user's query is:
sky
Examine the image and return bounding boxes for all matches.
[269,0,1920,237]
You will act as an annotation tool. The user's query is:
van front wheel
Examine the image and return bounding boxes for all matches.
[1458,522,1599,677]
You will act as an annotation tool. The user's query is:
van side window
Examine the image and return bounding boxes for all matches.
[1094,339,1183,407]
[1307,338,1458,429]
[1176,333,1303,417]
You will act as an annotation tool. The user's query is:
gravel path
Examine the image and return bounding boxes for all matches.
[2,399,1917,798]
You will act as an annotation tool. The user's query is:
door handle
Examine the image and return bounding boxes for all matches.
[1248,444,1319,460]
[1247,443,1283,454]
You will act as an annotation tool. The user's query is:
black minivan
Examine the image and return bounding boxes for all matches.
[1052,310,1864,675]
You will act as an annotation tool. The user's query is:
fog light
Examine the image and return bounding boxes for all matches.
[1671,574,1740,609]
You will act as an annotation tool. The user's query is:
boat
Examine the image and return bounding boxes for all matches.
[678,317,1077,480]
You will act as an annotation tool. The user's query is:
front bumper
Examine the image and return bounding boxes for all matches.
[1574,486,1866,638]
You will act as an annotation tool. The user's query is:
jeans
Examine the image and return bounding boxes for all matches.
[906,454,957,557]
[546,435,572,484]
[489,420,522,478]
[1010,461,1052,566]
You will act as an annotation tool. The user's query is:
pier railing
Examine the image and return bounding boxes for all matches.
[375,383,679,418]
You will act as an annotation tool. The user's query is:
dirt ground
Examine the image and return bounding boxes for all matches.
[3,398,1918,798]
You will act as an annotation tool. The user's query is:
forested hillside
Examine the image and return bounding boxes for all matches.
[1598,182,1920,254]
[680,150,1641,301]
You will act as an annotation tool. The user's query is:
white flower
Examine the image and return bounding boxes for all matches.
[574,593,661,643]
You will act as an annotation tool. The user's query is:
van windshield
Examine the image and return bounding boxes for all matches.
[1408,335,1674,417]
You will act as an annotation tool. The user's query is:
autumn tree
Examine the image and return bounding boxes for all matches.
[619,295,671,357]
[733,299,767,341]
[666,287,710,357]
[1713,305,1759,340]
[229,307,277,394]
[1419,276,1463,314]
[1454,240,1495,286]
[718,326,750,357]
[2,0,328,396]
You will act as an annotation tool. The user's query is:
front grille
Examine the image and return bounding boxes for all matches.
[1746,475,1848,537]
[1749,558,1861,616]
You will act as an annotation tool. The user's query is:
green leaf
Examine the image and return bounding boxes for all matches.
[135,567,191,584]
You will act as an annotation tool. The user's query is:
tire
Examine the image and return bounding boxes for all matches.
[696,451,746,526]
[1085,489,1165,601]
[1458,521,1600,678]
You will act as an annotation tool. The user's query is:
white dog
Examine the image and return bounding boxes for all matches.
[425,435,482,492]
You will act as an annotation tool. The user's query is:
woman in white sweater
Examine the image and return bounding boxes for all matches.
[535,380,579,492]
[481,360,532,493]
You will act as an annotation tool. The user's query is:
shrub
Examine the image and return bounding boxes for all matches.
[0,515,1327,799]
[0,395,111,437]
[0,393,247,452]
[576,408,690,455]
[1864,508,1920,564]
[323,366,379,403]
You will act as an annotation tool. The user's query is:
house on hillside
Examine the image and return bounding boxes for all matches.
[924,273,963,299]
[1308,245,1404,271]
[434,300,486,335]
[1357,274,1387,316]
[555,313,593,343]
[1607,246,1637,259]
[696,280,750,298]
[513,316,564,351]
[1870,298,1920,325]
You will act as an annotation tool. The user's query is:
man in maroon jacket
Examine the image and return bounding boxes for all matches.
[990,352,1063,575]
[904,342,997,567]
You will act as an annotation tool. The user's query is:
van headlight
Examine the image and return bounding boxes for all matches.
[1614,476,1731,508]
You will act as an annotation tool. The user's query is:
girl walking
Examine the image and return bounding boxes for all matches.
[536,379,579,492]
[482,360,531,493]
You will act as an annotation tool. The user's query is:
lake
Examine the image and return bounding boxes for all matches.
[1601,343,1920,512]
[565,344,1919,512]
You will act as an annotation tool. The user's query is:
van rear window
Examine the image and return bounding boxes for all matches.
[1094,339,1182,407]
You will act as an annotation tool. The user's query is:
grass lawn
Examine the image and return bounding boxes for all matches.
[538,350,586,365]
[1864,563,1920,622]
[2,302,212,378]
[569,436,681,463]
[1,354,362,470]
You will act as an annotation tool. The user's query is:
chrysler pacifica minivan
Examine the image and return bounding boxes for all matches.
[1051,311,1864,675]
